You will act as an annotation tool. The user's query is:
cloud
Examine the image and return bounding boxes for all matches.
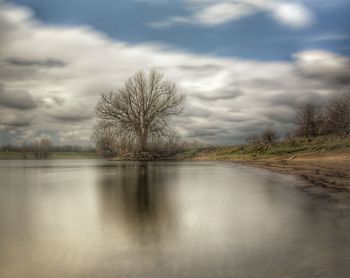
[0,84,38,110]
[193,2,254,26]
[271,2,313,28]
[40,95,65,107]
[149,16,192,28]
[0,2,348,145]
[294,50,350,85]
[0,117,32,128]
[5,57,66,68]
[149,0,314,28]
[194,88,243,101]
[0,107,34,131]
[50,109,94,122]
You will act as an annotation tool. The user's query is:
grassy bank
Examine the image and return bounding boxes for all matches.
[110,136,350,161]
[0,152,99,160]
[185,135,350,161]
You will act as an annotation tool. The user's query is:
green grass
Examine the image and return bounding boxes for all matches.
[190,135,350,160]
[175,148,202,160]
[50,152,99,159]
[0,152,99,160]
[0,152,23,160]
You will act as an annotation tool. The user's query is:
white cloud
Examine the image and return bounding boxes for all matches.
[0,2,348,145]
[193,2,254,25]
[271,2,313,28]
[150,0,314,28]
[148,16,192,28]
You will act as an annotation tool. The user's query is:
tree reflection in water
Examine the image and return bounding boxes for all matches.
[97,162,177,245]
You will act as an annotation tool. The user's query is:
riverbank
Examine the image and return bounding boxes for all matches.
[0,151,99,159]
[189,136,350,203]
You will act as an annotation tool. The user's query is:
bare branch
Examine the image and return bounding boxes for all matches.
[95,69,185,151]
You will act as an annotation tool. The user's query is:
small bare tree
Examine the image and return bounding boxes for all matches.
[246,129,278,145]
[163,128,180,152]
[260,128,279,145]
[294,103,324,138]
[20,142,28,159]
[96,69,184,151]
[325,91,350,136]
[39,138,53,159]
[91,122,118,157]
[32,140,40,158]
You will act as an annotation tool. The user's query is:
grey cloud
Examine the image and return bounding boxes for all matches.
[0,108,34,134]
[0,85,37,110]
[296,66,350,85]
[182,104,212,117]
[294,50,350,85]
[267,90,329,109]
[194,88,243,101]
[1,118,32,128]
[5,57,66,68]
[237,78,282,90]
[264,110,294,124]
[40,95,66,107]
[177,64,224,74]
[187,128,230,138]
[51,111,94,122]
[215,113,252,123]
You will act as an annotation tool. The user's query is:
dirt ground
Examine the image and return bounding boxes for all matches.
[194,149,350,205]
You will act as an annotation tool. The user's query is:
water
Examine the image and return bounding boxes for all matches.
[0,160,349,278]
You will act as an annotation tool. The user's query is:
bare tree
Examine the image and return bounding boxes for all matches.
[163,128,180,152]
[117,136,134,154]
[246,128,279,145]
[294,103,324,138]
[325,91,350,136]
[260,128,279,145]
[27,139,53,159]
[38,138,53,159]
[96,69,185,151]
[20,142,28,159]
[91,122,118,157]
[32,140,40,158]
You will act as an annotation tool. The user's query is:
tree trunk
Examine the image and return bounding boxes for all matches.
[138,128,148,151]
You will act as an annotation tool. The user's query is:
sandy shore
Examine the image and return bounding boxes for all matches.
[241,156,349,203]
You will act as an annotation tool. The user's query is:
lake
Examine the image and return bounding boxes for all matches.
[0,160,349,278]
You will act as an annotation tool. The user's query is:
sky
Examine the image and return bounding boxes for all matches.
[0,0,349,145]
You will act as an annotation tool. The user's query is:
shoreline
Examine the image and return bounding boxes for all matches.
[1,145,349,204]
[192,149,350,205]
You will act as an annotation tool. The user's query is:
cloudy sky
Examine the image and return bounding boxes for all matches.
[0,0,349,145]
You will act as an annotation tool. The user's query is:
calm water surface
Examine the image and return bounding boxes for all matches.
[0,160,349,278]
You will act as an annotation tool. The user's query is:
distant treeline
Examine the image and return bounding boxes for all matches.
[246,91,350,145]
[1,139,95,159]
